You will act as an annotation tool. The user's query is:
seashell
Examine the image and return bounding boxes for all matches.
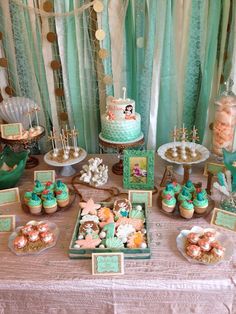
[105,237,124,249]
[116,224,135,240]
[129,210,145,220]
[80,157,108,187]
[0,97,36,129]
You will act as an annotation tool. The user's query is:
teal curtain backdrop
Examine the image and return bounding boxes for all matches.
[0,0,235,153]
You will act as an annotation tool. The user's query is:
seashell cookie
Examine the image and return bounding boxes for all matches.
[113,199,132,218]
[127,231,146,249]
[116,224,135,243]
[105,237,124,249]
[116,217,144,231]
[79,221,99,235]
[129,209,145,220]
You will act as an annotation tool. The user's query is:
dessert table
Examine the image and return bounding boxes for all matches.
[0,154,235,314]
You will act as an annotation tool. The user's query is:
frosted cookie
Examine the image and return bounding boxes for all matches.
[79,221,99,235]
[116,217,144,231]
[75,234,101,248]
[116,224,135,243]
[80,215,99,224]
[113,199,132,218]
[127,231,146,249]
[98,207,114,222]
[79,198,101,216]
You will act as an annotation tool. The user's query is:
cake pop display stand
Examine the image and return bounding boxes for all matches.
[0,126,45,169]
[44,147,87,177]
[157,141,210,177]
[99,133,145,175]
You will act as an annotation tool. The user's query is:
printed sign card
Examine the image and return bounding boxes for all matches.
[92,253,124,276]
[0,188,20,206]
[0,123,22,138]
[0,215,15,233]
[211,207,236,233]
[34,170,55,183]
[203,162,226,176]
[128,190,152,207]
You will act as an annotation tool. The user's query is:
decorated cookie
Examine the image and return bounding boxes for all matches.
[116,224,135,243]
[80,214,99,224]
[79,198,101,216]
[98,207,114,222]
[129,209,145,220]
[127,231,146,249]
[102,222,116,238]
[113,199,132,218]
[105,237,124,249]
[75,234,101,248]
[79,221,99,235]
[116,217,144,231]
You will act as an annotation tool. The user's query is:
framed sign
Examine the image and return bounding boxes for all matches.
[123,150,155,190]
[0,215,15,233]
[34,170,55,183]
[92,253,124,275]
[0,123,22,138]
[128,190,152,207]
[211,207,236,233]
[203,162,226,176]
[0,188,20,206]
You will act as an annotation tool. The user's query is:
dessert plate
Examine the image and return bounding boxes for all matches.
[8,220,59,256]
[176,226,233,265]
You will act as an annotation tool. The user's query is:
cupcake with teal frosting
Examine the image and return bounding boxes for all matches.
[28,193,42,214]
[178,187,192,202]
[193,187,207,199]
[184,180,195,194]
[56,190,69,207]
[45,181,55,192]
[43,194,57,214]
[171,181,181,196]
[162,194,176,213]
[162,183,175,198]
[33,180,45,195]
[41,189,53,201]
[24,191,32,205]
[193,192,208,214]
[55,180,68,193]
[179,199,194,219]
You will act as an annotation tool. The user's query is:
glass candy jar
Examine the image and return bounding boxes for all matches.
[212,81,236,158]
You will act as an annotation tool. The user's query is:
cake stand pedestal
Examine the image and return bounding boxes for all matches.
[0,126,45,169]
[99,134,145,175]
[157,141,210,183]
[44,147,87,177]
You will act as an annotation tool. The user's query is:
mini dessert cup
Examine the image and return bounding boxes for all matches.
[162,194,176,213]
[56,190,69,207]
[28,193,42,215]
[193,192,208,214]
[179,200,194,219]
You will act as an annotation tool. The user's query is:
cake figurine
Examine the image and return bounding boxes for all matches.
[162,194,176,213]
[179,200,194,219]
[100,87,143,143]
[162,183,175,198]
[28,193,42,215]
[43,194,57,214]
[193,192,208,214]
[56,190,69,207]
[177,187,192,202]
[33,180,45,195]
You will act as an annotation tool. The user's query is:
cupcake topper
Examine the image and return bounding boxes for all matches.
[197,192,204,201]
[165,194,172,200]
[122,87,126,100]
[186,180,192,188]
[166,183,173,191]
[34,179,41,187]
[57,180,63,187]
[182,187,189,196]
[31,192,39,201]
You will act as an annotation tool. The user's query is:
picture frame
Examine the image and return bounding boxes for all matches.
[0,215,16,233]
[0,123,22,139]
[0,187,20,206]
[34,170,55,183]
[123,150,155,190]
[92,252,124,275]
[211,207,236,233]
[128,190,152,207]
[203,162,226,176]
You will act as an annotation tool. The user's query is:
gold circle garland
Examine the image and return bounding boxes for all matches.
[103,75,113,85]
[95,29,106,41]
[93,0,104,13]
[98,48,109,59]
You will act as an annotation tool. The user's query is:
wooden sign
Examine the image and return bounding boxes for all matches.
[0,188,20,206]
[34,170,55,183]
[0,215,15,233]
[92,253,124,275]
[128,190,152,207]
[204,162,226,176]
[0,123,22,138]
[211,207,236,233]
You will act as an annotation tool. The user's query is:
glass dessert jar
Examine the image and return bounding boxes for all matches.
[212,85,236,158]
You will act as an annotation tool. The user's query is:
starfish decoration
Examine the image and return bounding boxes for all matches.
[79,198,101,216]
[75,234,101,248]
[33,105,40,113]
[190,127,199,142]
[70,129,78,138]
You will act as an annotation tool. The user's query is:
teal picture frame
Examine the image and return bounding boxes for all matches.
[123,150,155,190]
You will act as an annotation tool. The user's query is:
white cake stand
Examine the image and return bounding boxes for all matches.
[157,141,210,175]
[44,147,87,177]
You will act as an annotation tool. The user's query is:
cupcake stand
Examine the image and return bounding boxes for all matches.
[44,147,87,176]
[99,133,145,175]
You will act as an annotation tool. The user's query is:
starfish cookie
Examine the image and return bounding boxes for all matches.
[79,198,101,216]
[75,234,101,248]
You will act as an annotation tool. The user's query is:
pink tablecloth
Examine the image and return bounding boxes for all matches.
[0,154,235,314]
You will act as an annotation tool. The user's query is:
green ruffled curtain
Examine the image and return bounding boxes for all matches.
[0,0,236,153]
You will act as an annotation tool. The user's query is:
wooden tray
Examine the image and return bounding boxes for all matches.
[157,192,215,219]
[69,202,151,259]
[22,188,76,216]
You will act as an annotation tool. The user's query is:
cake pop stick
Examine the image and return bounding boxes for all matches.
[122,87,126,100]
